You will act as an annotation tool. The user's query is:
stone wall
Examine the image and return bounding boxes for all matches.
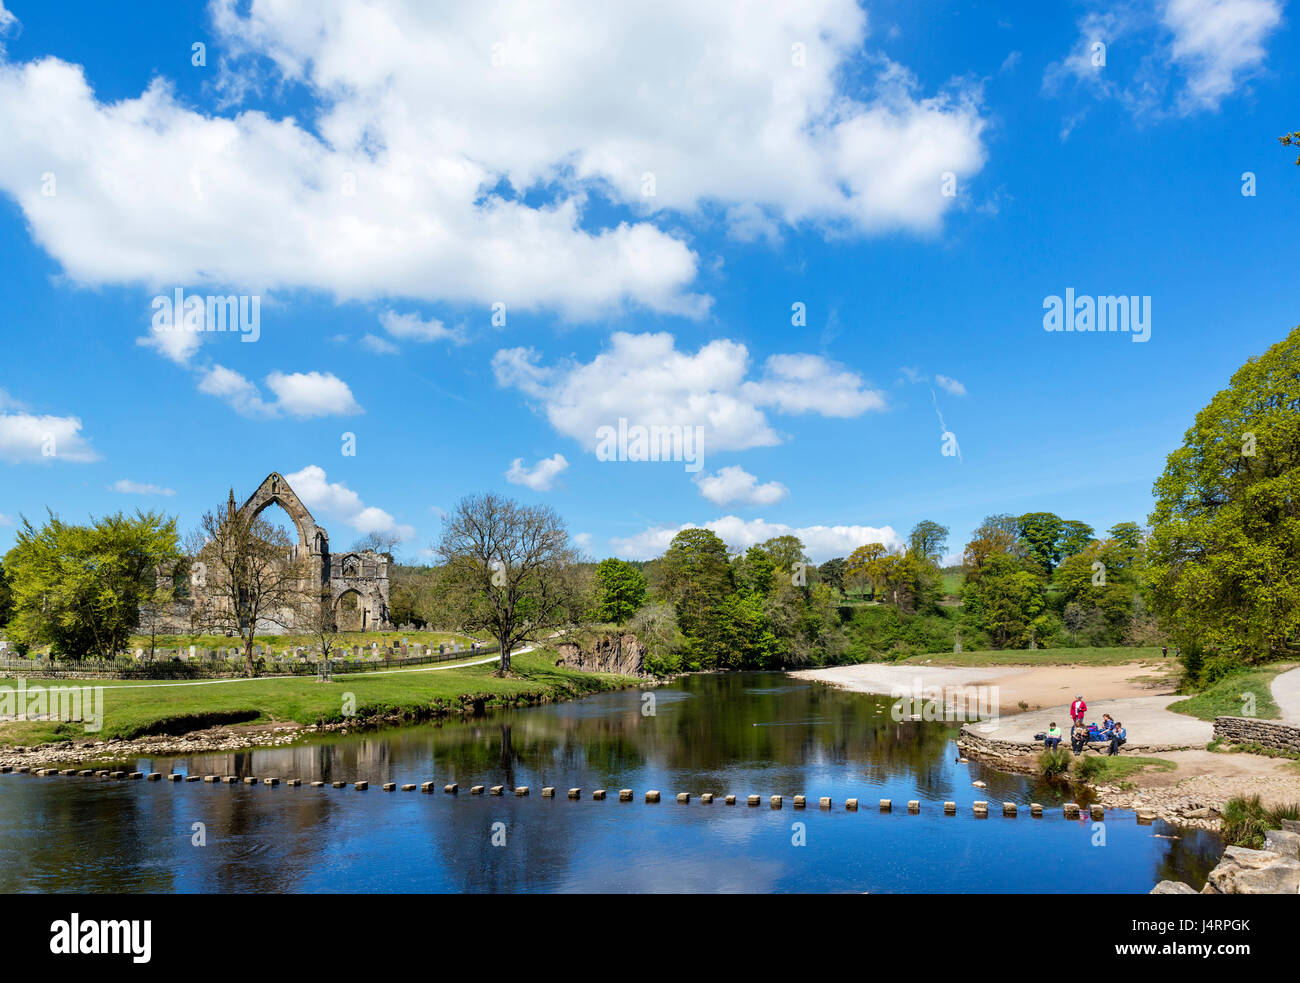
[957,725,1198,761]
[1214,715,1300,754]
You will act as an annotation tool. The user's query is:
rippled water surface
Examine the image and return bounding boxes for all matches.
[0,673,1221,893]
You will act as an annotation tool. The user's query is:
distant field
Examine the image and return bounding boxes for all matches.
[901,646,1168,667]
[940,572,965,596]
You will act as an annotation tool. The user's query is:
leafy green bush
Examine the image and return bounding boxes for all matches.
[1221,795,1300,848]
[1038,747,1071,777]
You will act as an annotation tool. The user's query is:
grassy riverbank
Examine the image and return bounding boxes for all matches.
[0,651,640,747]
[1168,669,1283,721]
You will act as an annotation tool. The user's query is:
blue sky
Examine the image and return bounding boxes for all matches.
[0,0,1296,565]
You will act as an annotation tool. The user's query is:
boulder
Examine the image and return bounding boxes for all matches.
[1263,829,1300,861]
[1150,880,1197,894]
[1206,846,1300,895]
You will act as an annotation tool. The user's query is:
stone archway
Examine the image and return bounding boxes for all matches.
[239,472,328,587]
[335,589,366,632]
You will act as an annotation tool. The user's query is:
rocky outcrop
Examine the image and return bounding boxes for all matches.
[1150,880,1198,894]
[555,632,646,676]
[1204,846,1300,894]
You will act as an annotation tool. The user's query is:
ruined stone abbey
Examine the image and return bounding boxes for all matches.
[156,472,392,633]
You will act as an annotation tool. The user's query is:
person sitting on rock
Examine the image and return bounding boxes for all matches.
[1107,721,1127,756]
[1097,714,1115,739]
[1070,724,1088,754]
[1044,722,1062,750]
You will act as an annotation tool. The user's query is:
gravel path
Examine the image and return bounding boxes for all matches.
[1270,666,1300,725]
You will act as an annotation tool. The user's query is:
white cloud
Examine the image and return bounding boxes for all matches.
[0,411,97,463]
[0,1,986,318]
[137,321,204,365]
[110,479,176,496]
[935,374,966,396]
[379,310,465,344]
[494,331,884,456]
[695,465,789,506]
[612,516,904,564]
[505,453,569,491]
[0,387,27,411]
[1043,0,1282,122]
[0,512,12,526]
[0,2,16,35]
[284,465,414,539]
[197,366,362,418]
[572,532,593,551]
[1164,0,1283,110]
[360,333,399,355]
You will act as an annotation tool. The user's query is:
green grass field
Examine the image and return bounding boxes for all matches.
[0,651,640,747]
[127,629,476,652]
[1168,669,1282,721]
[1072,755,1177,782]
[900,646,1167,667]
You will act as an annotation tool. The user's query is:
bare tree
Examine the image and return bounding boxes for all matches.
[187,493,311,677]
[296,592,341,665]
[434,492,588,675]
[352,530,401,560]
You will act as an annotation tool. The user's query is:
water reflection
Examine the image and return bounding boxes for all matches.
[0,673,1220,893]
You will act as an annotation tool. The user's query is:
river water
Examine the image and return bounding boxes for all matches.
[0,673,1221,893]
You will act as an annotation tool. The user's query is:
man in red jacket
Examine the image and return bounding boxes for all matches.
[1070,694,1087,726]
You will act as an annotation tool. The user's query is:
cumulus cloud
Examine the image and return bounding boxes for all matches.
[110,479,176,496]
[494,331,884,456]
[935,374,966,396]
[0,512,12,526]
[694,465,789,506]
[612,516,904,564]
[0,2,16,36]
[284,465,414,540]
[0,1,986,318]
[378,310,466,345]
[0,410,97,463]
[197,366,361,418]
[1043,0,1283,125]
[1164,0,1283,110]
[360,333,399,355]
[505,453,569,491]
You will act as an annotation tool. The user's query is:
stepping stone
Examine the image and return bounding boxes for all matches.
[222,776,237,784]
[701,793,714,804]
[676,792,690,804]
[619,789,633,801]
[203,775,218,782]
[568,788,581,799]
[944,801,957,814]
[420,782,434,793]
[973,801,989,815]
[146,773,162,781]
[845,798,858,811]
[819,797,832,810]
[354,781,368,790]
[907,800,920,812]
[515,786,529,796]
[263,778,279,786]
[1003,802,1017,816]
[542,787,555,797]
[471,785,485,794]
[168,774,183,782]
[286,779,301,787]
[401,784,416,791]
[310,781,326,788]
[592,790,606,800]
[879,799,891,811]
[490,786,505,796]
[444,783,458,794]
[1030,803,1043,816]
[243,777,257,785]
[644,790,660,803]
[383,783,396,791]
[725,795,737,805]
[747,795,760,807]
[770,795,782,808]
[793,795,807,808]
[332,781,347,788]
[129,772,144,780]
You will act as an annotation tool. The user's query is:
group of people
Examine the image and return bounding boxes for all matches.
[1042,695,1127,756]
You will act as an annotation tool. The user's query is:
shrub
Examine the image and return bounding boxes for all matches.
[1220,796,1300,848]
[1038,747,1071,777]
